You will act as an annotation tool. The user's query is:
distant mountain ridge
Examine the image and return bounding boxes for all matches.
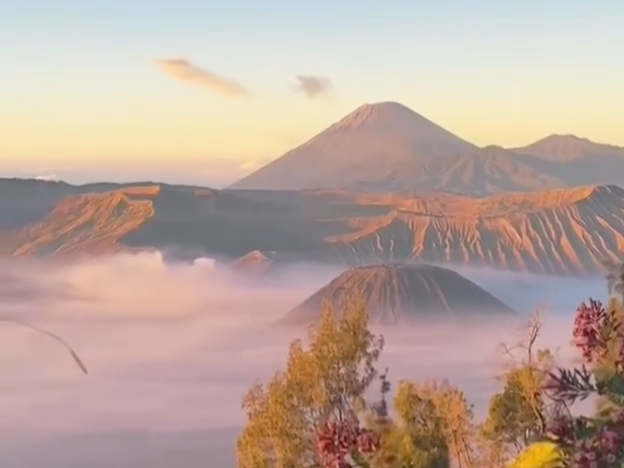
[3,179,624,276]
[230,102,624,195]
[509,134,624,188]
[512,134,624,161]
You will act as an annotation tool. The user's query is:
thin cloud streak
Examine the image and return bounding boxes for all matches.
[292,75,333,99]
[154,58,250,97]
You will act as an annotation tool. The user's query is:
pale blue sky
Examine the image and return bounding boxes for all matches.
[2,0,623,185]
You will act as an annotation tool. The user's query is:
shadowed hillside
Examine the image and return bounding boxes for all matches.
[0,178,209,231]
[2,186,157,256]
[408,145,563,196]
[2,181,624,275]
[279,263,518,326]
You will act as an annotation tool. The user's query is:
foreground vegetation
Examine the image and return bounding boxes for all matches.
[237,266,624,468]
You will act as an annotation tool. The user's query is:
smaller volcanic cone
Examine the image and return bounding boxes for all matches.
[279,263,518,326]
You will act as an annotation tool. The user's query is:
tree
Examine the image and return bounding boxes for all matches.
[482,311,562,460]
[364,376,464,468]
[482,370,543,454]
[375,380,450,468]
[393,379,475,468]
[236,298,384,468]
[364,370,397,468]
[605,261,624,305]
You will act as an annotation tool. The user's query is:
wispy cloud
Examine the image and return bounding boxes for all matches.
[238,158,271,172]
[154,58,250,97]
[35,174,60,182]
[292,75,333,100]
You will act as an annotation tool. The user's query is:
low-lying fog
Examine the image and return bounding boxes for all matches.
[0,253,609,468]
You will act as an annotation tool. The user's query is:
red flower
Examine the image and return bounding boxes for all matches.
[315,421,380,468]
[572,299,609,362]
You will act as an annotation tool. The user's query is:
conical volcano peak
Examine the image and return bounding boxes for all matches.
[335,101,423,129]
[229,101,477,192]
[335,101,433,129]
[277,263,518,326]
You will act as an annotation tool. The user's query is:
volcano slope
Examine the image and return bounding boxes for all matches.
[278,263,518,326]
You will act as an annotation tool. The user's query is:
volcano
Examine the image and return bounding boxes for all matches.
[229,102,476,192]
[279,263,518,326]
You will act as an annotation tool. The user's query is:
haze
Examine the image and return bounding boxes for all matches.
[0,252,607,468]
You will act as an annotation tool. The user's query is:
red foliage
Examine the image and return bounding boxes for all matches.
[545,293,624,467]
[571,299,611,362]
[315,421,379,468]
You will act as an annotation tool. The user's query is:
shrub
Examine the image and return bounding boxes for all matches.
[544,266,624,467]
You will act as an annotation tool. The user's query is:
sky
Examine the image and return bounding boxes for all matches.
[2,0,623,186]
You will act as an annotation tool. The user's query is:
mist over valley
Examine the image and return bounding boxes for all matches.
[0,252,609,467]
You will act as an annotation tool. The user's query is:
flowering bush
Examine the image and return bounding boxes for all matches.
[544,267,624,467]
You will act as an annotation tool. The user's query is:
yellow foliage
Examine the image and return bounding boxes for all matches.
[237,298,384,468]
[508,441,564,468]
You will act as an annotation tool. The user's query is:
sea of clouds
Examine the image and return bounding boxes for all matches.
[0,252,610,468]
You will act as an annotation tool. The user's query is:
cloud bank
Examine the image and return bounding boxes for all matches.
[154,58,250,97]
[292,75,333,99]
[0,253,606,467]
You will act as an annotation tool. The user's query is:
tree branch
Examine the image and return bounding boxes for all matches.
[0,317,88,374]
